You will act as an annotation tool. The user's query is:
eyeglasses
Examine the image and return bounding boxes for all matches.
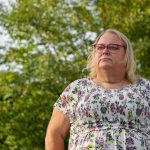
[92,43,126,53]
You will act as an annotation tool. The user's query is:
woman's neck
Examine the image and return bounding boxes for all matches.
[93,71,130,89]
[93,78,129,89]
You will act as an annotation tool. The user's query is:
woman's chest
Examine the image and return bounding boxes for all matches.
[74,88,150,124]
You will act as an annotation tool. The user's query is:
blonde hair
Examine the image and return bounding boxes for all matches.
[87,29,137,83]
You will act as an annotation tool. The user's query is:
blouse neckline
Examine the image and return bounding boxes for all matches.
[87,77,139,91]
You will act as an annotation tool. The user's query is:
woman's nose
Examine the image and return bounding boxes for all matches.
[102,47,110,55]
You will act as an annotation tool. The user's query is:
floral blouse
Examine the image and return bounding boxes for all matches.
[54,78,150,150]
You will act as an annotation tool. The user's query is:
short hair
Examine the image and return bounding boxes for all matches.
[86,29,137,83]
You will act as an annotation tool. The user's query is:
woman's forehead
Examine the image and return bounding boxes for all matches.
[97,32,123,43]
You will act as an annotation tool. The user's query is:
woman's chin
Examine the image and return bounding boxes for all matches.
[98,61,112,69]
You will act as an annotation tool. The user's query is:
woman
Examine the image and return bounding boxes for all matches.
[45,29,150,150]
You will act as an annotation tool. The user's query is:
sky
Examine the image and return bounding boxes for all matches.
[0,26,10,48]
[0,0,16,48]
[0,0,97,72]
[0,0,17,71]
[0,0,16,8]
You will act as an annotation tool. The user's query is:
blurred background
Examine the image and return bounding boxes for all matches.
[0,0,150,149]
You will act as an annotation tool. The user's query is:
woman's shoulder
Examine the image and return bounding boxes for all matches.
[135,77,150,90]
[63,78,90,91]
[68,77,91,87]
[136,77,150,84]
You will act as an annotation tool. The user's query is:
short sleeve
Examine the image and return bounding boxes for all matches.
[137,78,150,106]
[144,78,150,104]
[54,80,79,124]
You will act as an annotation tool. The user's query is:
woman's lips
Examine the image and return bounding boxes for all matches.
[100,58,112,62]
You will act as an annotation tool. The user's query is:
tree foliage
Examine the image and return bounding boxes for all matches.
[0,0,150,149]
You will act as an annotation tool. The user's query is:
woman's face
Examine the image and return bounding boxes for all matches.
[93,32,126,72]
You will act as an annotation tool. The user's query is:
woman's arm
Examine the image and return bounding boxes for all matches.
[45,107,70,150]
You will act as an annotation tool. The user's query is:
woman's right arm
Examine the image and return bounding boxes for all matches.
[45,107,70,150]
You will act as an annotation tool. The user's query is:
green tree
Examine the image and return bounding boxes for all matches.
[0,0,150,149]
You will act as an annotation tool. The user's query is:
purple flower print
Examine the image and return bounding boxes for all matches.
[61,95,67,107]
[136,108,142,116]
[146,84,150,90]
[117,105,124,114]
[66,110,71,118]
[93,94,100,100]
[127,92,133,98]
[81,80,88,86]
[119,94,124,100]
[126,137,134,145]
[126,146,136,150]
[101,106,107,114]
[65,84,72,92]
[110,103,116,113]
[95,138,104,147]
[77,90,82,99]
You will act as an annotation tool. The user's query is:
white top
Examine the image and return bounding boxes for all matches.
[54,77,150,150]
